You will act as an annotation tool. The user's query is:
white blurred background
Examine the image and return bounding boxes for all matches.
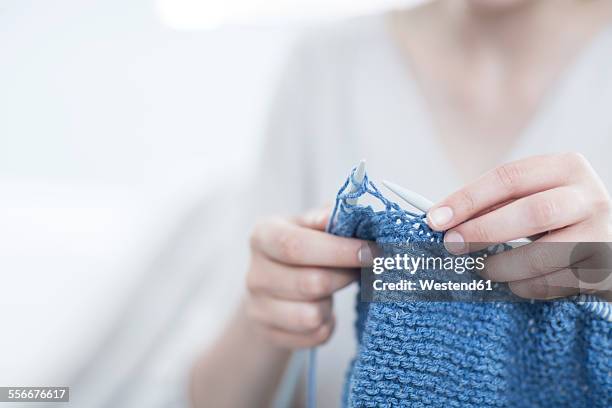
[0,0,420,389]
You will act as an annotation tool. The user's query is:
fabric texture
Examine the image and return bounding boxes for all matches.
[329,168,612,408]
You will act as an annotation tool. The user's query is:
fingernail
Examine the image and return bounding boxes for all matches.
[428,206,453,228]
[444,231,465,254]
[358,245,373,266]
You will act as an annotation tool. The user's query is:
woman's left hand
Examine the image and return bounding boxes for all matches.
[426,152,612,300]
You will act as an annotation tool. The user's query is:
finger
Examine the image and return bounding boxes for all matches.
[247,254,357,301]
[444,187,589,253]
[482,241,587,282]
[251,218,365,267]
[294,206,333,231]
[506,259,612,300]
[262,315,336,349]
[427,153,590,231]
[247,295,333,333]
[532,218,609,243]
[479,222,610,282]
[508,268,582,299]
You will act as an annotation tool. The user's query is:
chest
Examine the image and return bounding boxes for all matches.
[314,61,612,204]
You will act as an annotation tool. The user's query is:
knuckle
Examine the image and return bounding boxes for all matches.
[456,189,476,213]
[525,248,552,273]
[300,270,332,299]
[470,221,491,243]
[276,231,302,262]
[529,199,558,229]
[497,163,522,192]
[495,163,523,194]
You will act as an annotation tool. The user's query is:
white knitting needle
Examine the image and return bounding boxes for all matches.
[382,180,537,245]
[345,159,366,206]
[381,180,434,213]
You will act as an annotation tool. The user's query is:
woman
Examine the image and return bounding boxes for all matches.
[192,0,612,406]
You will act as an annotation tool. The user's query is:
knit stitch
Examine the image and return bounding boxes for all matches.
[328,168,612,408]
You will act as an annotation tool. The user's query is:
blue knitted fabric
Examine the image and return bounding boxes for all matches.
[328,169,612,408]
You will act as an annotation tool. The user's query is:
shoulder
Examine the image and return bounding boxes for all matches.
[275,13,393,99]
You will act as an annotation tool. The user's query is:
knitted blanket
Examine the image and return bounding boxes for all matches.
[329,169,612,408]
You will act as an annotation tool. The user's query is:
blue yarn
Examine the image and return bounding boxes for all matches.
[308,348,317,408]
[307,172,373,408]
[322,167,611,408]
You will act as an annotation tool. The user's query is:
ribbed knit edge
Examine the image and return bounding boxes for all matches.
[575,294,612,322]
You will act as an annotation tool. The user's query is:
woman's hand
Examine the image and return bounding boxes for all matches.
[245,207,363,349]
[426,153,612,300]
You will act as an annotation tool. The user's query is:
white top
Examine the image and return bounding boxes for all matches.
[70,13,612,408]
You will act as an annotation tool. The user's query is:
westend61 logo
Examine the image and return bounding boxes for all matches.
[372,253,487,275]
[360,241,612,302]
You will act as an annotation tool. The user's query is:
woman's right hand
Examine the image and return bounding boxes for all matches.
[245,207,365,349]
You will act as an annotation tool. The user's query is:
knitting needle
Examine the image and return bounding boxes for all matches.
[381,180,434,213]
[382,181,528,250]
[382,180,537,245]
[345,159,366,206]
